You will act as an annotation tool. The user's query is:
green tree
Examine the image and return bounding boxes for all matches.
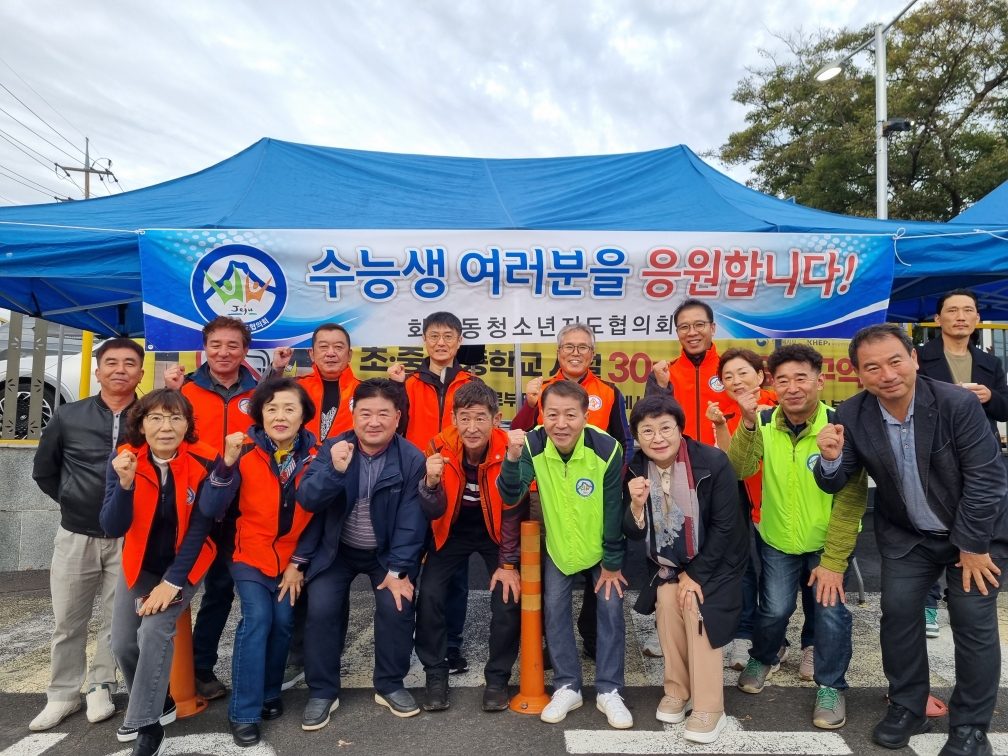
[717,0,1008,221]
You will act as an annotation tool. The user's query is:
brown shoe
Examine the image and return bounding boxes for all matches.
[194,671,228,700]
[655,695,691,724]
[684,711,727,744]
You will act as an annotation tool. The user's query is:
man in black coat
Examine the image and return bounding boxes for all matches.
[813,324,1008,756]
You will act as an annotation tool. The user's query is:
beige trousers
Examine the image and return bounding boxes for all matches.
[47,526,122,701]
[655,581,723,713]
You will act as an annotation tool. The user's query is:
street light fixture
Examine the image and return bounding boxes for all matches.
[814,0,921,219]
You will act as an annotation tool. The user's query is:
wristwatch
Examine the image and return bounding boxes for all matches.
[389,569,407,580]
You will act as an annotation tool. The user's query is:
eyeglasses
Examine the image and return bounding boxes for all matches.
[637,424,680,441]
[559,344,593,355]
[425,332,458,344]
[675,321,711,335]
[144,414,187,427]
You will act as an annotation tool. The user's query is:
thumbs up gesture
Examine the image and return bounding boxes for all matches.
[331,440,355,473]
[112,449,138,489]
[816,423,845,462]
[223,432,246,466]
[506,429,526,462]
[426,453,445,487]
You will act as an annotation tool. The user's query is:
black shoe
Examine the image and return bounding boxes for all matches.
[117,695,177,742]
[872,703,932,749]
[939,726,994,756]
[261,698,284,721]
[194,669,228,700]
[375,688,420,718]
[301,698,339,731]
[447,647,469,674]
[482,683,510,712]
[230,721,261,748]
[582,637,597,660]
[421,672,449,711]
[131,723,165,756]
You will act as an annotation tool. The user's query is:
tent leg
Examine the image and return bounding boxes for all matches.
[80,331,93,399]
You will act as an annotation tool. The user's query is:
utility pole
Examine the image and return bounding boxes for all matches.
[56,137,116,199]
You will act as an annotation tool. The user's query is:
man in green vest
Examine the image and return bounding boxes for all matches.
[498,379,631,730]
[728,344,866,730]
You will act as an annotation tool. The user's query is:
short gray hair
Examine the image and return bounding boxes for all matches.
[556,322,595,349]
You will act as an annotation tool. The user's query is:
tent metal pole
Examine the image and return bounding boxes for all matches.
[515,343,523,415]
[79,331,93,399]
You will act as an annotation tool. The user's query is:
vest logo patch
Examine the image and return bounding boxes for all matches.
[806,453,821,472]
[348,398,354,412]
[186,487,196,506]
[588,394,603,412]
[238,398,251,414]
[575,478,595,497]
[709,376,725,392]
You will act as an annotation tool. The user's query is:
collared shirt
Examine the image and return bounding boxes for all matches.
[339,443,389,550]
[209,372,245,402]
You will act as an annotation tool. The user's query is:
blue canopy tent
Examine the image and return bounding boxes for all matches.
[1,137,1005,335]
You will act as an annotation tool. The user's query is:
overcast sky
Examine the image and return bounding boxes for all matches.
[0,0,899,206]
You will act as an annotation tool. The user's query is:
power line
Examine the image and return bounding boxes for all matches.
[0,165,59,198]
[0,76,84,158]
[0,129,84,197]
[0,103,79,162]
[0,125,52,163]
[0,191,17,205]
[0,161,63,194]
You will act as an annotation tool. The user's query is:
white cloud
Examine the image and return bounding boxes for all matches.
[0,0,907,205]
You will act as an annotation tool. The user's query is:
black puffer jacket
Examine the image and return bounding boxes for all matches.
[33,394,134,537]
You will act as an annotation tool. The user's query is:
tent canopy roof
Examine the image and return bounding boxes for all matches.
[0,137,1002,334]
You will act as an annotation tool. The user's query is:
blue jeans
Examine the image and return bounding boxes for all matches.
[750,543,852,690]
[739,528,815,647]
[446,562,468,650]
[544,555,624,694]
[229,579,295,723]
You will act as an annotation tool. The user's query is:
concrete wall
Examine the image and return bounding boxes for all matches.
[0,443,60,571]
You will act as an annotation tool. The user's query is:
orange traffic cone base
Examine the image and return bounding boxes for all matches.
[169,606,208,719]
[510,691,552,714]
[175,694,208,719]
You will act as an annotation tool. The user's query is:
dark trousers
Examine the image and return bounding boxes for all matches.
[304,544,415,699]
[192,550,235,672]
[446,562,469,650]
[415,512,520,684]
[925,581,943,610]
[287,584,350,668]
[739,527,815,646]
[881,535,1004,729]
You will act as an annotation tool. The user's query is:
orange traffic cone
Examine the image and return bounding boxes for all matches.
[169,606,208,718]
[510,520,552,714]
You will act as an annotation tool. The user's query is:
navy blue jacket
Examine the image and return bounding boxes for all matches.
[295,430,427,581]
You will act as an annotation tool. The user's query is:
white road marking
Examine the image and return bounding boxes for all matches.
[910,733,1008,756]
[564,716,852,754]
[0,735,67,756]
[109,733,277,756]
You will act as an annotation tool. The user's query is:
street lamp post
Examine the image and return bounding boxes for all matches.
[814,0,920,220]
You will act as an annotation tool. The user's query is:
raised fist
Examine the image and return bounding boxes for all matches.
[387,363,407,383]
[112,449,137,489]
[331,440,355,473]
[652,360,670,389]
[272,347,294,370]
[706,400,726,426]
[525,377,544,406]
[628,476,650,507]
[163,363,186,390]
[816,423,845,462]
[224,432,246,466]
[737,389,759,428]
[506,429,526,462]
[426,453,445,487]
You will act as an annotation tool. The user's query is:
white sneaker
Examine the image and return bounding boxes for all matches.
[729,639,752,671]
[540,685,583,724]
[86,685,116,723]
[596,689,633,729]
[29,699,81,731]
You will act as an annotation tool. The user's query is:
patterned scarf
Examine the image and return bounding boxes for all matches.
[270,434,302,486]
[647,440,702,570]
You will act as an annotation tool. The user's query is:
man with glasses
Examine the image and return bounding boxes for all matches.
[388,311,480,675]
[268,322,361,690]
[510,322,630,659]
[728,345,866,731]
[647,298,724,446]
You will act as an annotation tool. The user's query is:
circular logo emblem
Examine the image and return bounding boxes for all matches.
[186,487,196,506]
[807,453,821,472]
[191,244,287,334]
[588,394,603,412]
[575,478,595,497]
[709,376,725,392]
[238,398,251,414]
[348,397,354,412]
